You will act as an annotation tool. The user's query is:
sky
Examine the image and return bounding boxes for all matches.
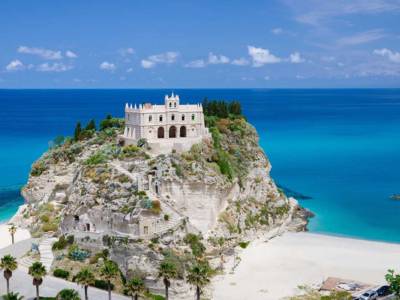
[0,0,400,88]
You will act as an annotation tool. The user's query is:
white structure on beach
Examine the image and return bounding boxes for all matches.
[119,93,210,153]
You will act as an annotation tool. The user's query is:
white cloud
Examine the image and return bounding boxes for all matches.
[289,52,305,63]
[148,52,179,64]
[126,67,134,73]
[119,48,135,56]
[271,28,283,35]
[141,51,179,68]
[6,59,25,71]
[231,58,249,66]
[336,29,385,47]
[208,52,230,64]
[373,48,400,63]
[99,61,116,71]
[141,60,156,69]
[247,46,281,67]
[65,50,78,58]
[291,1,400,26]
[36,62,73,72]
[17,46,63,60]
[185,59,206,68]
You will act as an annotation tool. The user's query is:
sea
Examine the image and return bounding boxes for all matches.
[0,89,399,243]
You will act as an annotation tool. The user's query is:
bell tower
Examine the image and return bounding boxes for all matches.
[164,92,179,110]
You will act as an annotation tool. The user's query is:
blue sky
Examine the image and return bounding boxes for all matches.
[0,0,400,88]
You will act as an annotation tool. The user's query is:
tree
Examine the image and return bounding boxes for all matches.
[56,288,81,300]
[28,261,47,300]
[100,260,119,300]
[75,267,95,300]
[0,255,18,294]
[158,260,178,300]
[8,224,17,245]
[228,101,242,115]
[2,292,23,300]
[186,262,211,300]
[386,269,400,297]
[125,276,145,300]
[74,122,82,141]
[85,119,96,131]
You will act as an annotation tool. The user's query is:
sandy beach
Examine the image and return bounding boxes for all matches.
[0,224,31,249]
[212,232,400,300]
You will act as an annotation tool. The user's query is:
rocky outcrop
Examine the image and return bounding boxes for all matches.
[16,116,309,298]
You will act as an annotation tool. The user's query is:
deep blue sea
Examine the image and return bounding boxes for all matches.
[1,89,399,243]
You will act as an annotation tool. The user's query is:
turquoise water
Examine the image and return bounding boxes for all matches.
[0,89,399,243]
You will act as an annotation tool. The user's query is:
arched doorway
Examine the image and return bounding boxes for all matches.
[169,126,177,138]
[157,127,164,138]
[180,126,186,137]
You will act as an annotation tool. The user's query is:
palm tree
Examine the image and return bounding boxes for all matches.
[56,288,81,300]
[0,254,18,294]
[125,276,145,300]
[100,260,119,300]
[186,262,211,300]
[28,261,47,300]
[75,267,95,300]
[158,260,178,300]
[8,224,17,245]
[2,292,23,300]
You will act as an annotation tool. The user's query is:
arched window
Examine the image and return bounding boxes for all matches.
[180,126,186,137]
[182,114,185,121]
[169,126,177,138]
[149,115,152,122]
[174,102,177,108]
[159,115,163,122]
[157,127,165,138]
[171,114,175,121]
[191,114,195,121]
[169,102,172,108]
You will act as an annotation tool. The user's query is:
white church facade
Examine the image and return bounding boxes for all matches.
[119,93,210,153]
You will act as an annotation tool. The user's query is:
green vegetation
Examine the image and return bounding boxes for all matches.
[124,276,145,300]
[186,261,212,300]
[8,225,17,245]
[2,292,24,300]
[53,268,70,280]
[238,241,250,249]
[28,261,47,300]
[84,152,107,165]
[289,286,352,300]
[202,99,242,119]
[75,268,95,300]
[100,260,120,300]
[52,235,74,251]
[68,244,90,261]
[56,289,81,300]
[158,259,178,300]
[100,114,124,131]
[184,234,206,258]
[31,161,48,176]
[386,269,400,297]
[0,255,18,295]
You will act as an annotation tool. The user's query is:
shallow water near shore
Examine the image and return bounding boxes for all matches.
[0,89,399,243]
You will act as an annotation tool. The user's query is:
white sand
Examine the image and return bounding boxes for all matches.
[212,232,400,300]
[0,224,31,249]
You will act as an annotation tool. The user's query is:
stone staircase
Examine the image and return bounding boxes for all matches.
[18,237,57,271]
[39,237,57,271]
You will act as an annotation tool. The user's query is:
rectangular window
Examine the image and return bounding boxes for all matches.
[144,226,149,235]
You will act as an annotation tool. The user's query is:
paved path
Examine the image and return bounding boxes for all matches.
[0,238,129,299]
[1,268,130,300]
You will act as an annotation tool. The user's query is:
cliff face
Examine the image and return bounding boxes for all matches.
[16,115,307,298]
